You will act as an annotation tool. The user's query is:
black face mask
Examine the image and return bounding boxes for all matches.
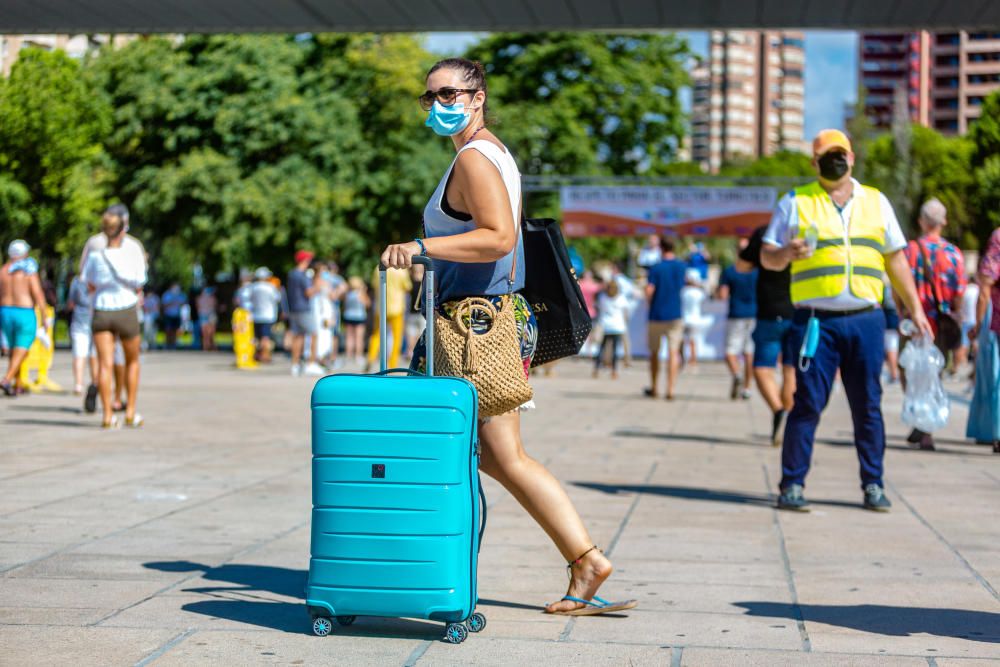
[818,152,850,181]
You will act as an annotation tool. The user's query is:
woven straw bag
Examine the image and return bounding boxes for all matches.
[433,295,533,418]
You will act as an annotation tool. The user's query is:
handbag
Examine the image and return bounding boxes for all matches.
[918,240,962,352]
[520,216,593,366]
[433,295,533,418]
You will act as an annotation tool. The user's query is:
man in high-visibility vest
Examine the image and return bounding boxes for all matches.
[761,129,932,513]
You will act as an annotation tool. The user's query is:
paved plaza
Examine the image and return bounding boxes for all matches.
[1,351,999,666]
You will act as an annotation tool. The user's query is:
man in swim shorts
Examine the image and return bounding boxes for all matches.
[0,240,48,396]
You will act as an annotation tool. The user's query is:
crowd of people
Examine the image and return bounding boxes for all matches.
[573,129,998,519]
[0,125,996,477]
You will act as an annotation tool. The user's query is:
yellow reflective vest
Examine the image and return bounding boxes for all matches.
[790,181,887,305]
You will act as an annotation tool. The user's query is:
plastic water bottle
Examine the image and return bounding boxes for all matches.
[897,319,950,432]
[804,223,819,254]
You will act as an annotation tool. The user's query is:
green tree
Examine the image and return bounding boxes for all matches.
[846,85,875,182]
[466,33,689,178]
[866,124,975,245]
[92,34,450,279]
[0,48,112,258]
[720,150,813,180]
[969,90,1000,248]
[304,34,453,263]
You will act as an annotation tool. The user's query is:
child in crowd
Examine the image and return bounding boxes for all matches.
[593,279,631,379]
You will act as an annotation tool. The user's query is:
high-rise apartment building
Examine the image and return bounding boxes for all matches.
[1,34,134,77]
[691,30,806,173]
[859,31,1000,135]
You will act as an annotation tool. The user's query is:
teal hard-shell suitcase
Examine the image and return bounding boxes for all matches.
[305,258,486,644]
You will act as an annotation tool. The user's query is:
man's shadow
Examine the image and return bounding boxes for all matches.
[144,560,445,638]
[736,601,1000,643]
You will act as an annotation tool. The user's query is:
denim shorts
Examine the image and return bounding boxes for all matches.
[752,317,795,368]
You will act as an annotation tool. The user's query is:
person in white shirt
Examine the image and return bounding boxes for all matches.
[957,276,980,372]
[593,280,631,379]
[249,267,282,363]
[66,275,97,396]
[80,224,145,407]
[309,261,334,369]
[680,268,709,368]
[81,204,148,429]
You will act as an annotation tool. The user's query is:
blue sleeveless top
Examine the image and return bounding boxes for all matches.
[422,140,525,303]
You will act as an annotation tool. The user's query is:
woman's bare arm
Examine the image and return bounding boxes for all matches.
[381,148,516,269]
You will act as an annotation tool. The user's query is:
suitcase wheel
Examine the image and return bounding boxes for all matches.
[312,617,333,637]
[336,615,357,626]
[445,622,469,644]
[466,612,487,633]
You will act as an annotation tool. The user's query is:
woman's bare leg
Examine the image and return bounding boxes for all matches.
[72,356,85,391]
[93,332,116,425]
[478,411,613,613]
[121,336,141,423]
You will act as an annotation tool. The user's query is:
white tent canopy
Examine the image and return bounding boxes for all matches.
[2,0,997,34]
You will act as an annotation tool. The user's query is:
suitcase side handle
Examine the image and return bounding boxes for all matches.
[377,257,434,376]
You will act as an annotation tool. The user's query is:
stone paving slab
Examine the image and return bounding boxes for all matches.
[1,350,999,665]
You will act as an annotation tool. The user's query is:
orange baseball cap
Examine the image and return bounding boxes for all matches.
[812,129,852,156]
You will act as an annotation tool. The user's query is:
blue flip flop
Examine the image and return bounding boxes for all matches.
[547,594,638,616]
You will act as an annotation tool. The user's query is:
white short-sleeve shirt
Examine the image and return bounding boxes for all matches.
[762,179,906,311]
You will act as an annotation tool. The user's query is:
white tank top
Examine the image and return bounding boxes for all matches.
[422,140,524,302]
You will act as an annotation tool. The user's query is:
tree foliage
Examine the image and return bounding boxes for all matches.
[467,33,689,178]
[0,48,112,258]
[865,124,976,245]
[969,90,1000,247]
[720,150,813,180]
[2,33,996,280]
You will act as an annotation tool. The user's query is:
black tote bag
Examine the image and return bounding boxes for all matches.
[520,217,593,367]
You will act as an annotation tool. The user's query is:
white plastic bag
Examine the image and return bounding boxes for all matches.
[898,319,950,432]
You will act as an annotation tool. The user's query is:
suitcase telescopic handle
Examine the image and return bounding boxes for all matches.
[377,256,434,375]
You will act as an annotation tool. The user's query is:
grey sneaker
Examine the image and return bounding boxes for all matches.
[777,484,810,512]
[863,484,892,512]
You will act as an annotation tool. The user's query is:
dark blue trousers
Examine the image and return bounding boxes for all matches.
[781,308,887,491]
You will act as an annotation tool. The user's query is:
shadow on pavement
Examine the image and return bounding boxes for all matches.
[818,437,988,456]
[614,429,765,447]
[572,482,860,510]
[145,560,306,598]
[4,418,90,428]
[8,404,82,414]
[735,602,1000,643]
[478,598,547,611]
[180,600,445,638]
[143,560,451,639]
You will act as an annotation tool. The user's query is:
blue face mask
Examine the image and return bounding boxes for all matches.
[798,316,820,372]
[425,101,470,137]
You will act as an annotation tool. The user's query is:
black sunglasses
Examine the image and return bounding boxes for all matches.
[419,87,478,111]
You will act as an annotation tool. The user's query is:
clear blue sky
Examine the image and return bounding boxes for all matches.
[425,31,858,143]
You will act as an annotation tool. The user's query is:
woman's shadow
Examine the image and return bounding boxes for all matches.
[143,560,447,638]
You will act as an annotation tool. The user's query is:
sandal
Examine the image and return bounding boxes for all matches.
[125,413,144,428]
[102,416,121,430]
[643,388,656,398]
[544,545,638,616]
[547,595,639,616]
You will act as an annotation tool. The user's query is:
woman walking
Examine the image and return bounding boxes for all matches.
[342,276,369,365]
[379,58,635,616]
[82,204,147,428]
